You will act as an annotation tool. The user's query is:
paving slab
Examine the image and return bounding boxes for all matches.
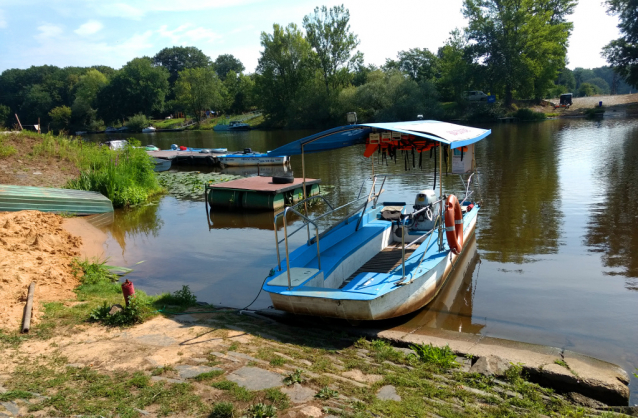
[0,402,19,416]
[151,376,184,384]
[281,383,316,403]
[227,367,283,391]
[377,385,401,401]
[174,365,223,379]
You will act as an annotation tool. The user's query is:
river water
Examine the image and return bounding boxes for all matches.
[92,118,638,401]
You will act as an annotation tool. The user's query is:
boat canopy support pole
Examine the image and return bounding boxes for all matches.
[301,144,310,241]
[438,145,444,251]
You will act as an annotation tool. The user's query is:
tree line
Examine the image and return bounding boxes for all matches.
[0,0,636,131]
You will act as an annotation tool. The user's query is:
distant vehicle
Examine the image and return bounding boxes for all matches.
[554,93,573,109]
[464,91,489,102]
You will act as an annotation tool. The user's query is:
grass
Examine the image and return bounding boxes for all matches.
[0,135,17,158]
[409,342,458,369]
[513,108,547,121]
[28,133,162,207]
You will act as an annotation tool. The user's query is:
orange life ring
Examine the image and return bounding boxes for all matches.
[444,195,463,254]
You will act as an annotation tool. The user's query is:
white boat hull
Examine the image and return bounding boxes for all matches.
[269,215,477,320]
[218,156,289,167]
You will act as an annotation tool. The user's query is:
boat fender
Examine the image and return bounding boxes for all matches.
[272,176,294,184]
[444,194,463,254]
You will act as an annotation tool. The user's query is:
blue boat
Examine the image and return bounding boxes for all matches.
[168,145,227,153]
[262,120,490,320]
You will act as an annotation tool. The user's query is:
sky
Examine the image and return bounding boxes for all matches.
[0,0,622,74]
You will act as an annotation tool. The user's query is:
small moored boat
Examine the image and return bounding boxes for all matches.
[213,120,251,131]
[142,126,157,133]
[217,148,288,167]
[262,120,490,320]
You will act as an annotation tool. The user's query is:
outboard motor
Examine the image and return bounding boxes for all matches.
[412,190,438,230]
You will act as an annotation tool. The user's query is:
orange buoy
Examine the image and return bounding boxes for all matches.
[444,195,463,254]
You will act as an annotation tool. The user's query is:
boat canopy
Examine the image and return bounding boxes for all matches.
[267,120,491,157]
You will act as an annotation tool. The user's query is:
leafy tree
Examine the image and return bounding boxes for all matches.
[152,46,212,89]
[97,58,169,123]
[556,67,575,91]
[586,77,610,94]
[223,71,255,114]
[302,4,359,94]
[254,23,315,125]
[72,69,108,128]
[0,104,10,128]
[578,82,600,97]
[392,48,439,82]
[214,54,245,80]
[436,30,475,102]
[125,113,151,132]
[174,67,225,124]
[463,0,577,105]
[602,0,638,88]
[48,105,72,132]
[572,67,595,90]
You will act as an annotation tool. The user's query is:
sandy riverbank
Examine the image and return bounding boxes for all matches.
[0,210,107,331]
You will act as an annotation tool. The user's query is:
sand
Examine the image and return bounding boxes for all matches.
[0,210,106,331]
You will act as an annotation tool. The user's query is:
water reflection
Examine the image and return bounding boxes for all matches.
[207,209,281,231]
[390,235,485,334]
[584,122,638,290]
[477,122,563,263]
[106,197,164,253]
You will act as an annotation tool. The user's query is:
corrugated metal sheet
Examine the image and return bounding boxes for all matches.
[0,185,113,215]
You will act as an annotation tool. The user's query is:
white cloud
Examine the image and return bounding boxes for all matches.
[88,0,259,19]
[96,3,145,20]
[0,9,6,28]
[158,24,221,44]
[74,20,104,36]
[35,24,64,41]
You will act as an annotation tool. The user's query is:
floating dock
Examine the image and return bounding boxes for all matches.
[147,150,224,166]
[0,185,113,214]
[206,177,320,210]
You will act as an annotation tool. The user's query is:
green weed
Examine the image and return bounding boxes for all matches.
[315,386,339,399]
[211,380,254,402]
[0,390,34,402]
[193,370,224,381]
[246,402,276,418]
[283,369,305,386]
[554,359,568,368]
[151,365,176,376]
[210,401,235,418]
[409,343,458,370]
[269,357,285,366]
[155,285,198,309]
[264,388,289,410]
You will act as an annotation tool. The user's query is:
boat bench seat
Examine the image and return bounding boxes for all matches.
[302,221,389,276]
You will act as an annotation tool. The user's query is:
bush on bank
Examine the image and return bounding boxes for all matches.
[31,133,162,207]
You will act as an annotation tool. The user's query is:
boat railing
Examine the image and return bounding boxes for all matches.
[273,176,385,288]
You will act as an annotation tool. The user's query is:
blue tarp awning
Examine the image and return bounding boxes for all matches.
[267,120,491,157]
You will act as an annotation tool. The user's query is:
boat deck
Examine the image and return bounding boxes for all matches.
[340,244,416,289]
[208,176,320,194]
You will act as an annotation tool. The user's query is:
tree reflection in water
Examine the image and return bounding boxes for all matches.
[476,123,563,263]
[585,123,638,290]
[107,196,164,253]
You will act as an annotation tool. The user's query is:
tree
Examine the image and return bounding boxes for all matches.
[302,4,359,94]
[463,0,577,105]
[587,77,611,94]
[174,67,225,124]
[578,82,600,97]
[214,54,245,80]
[556,67,575,91]
[223,71,255,114]
[72,69,108,128]
[97,58,169,123]
[436,30,475,102]
[602,0,638,88]
[48,105,72,132]
[152,46,212,88]
[0,104,10,128]
[394,48,439,82]
[254,23,315,125]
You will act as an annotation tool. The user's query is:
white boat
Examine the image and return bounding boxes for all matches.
[142,126,157,133]
[217,148,288,166]
[102,139,128,150]
[262,120,490,320]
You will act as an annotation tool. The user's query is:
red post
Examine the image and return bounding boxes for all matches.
[121,279,135,306]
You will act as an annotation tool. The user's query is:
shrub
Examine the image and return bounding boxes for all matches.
[409,343,458,369]
[126,113,151,132]
[155,285,198,309]
[513,108,547,121]
[246,403,276,418]
[210,402,235,418]
[88,293,154,326]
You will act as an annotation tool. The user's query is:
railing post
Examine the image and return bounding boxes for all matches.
[401,218,406,280]
[315,225,321,270]
[283,211,292,290]
[274,216,281,271]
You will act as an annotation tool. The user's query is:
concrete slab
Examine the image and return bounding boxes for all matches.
[281,383,316,403]
[377,385,401,401]
[174,365,223,379]
[227,367,283,391]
